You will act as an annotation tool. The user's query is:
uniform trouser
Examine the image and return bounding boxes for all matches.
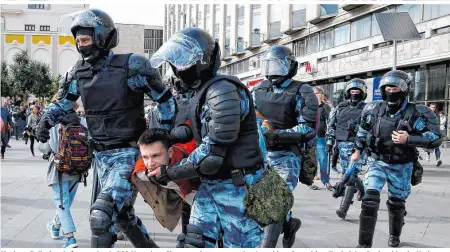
[189,169,265,248]
[92,148,152,247]
[315,137,329,184]
[267,150,301,222]
[338,141,365,178]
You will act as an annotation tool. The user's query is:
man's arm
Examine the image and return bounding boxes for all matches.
[326,107,339,145]
[354,102,378,151]
[407,105,442,149]
[127,54,175,130]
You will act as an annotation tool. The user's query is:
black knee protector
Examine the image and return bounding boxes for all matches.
[387,197,406,215]
[361,189,380,216]
[90,193,114,234]
[184,224,216,248]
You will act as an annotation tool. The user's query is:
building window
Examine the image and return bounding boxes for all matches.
[334,23,350,46]
[396,4,422,24]
[293,39,306,57]
[205,5,211,34]
[251,5,261,46]
[40,25,50,31]
[225,15,231,57]
[351,16,371,41]
[190,5,195,26]
[268,4,281,38]
[432,25,450,35]
[319,28,333,51]
[423,4,450,21]
[428,64,447,100]
[28,4,45,9]
[144,29,163,58]
[332,47,369,59]
[412,68,426,101]
[25,24,35,31]
[213,4,220,40]
[306,34,319,54]
[237,5,245,52]
[292,4,306,28]
[320,4,339,16]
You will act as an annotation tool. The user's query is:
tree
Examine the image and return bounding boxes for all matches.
[29,60,53,100]
[8,50,35,95]
[1,61,15,97]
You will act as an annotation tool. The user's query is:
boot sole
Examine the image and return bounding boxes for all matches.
[336,210,346,219]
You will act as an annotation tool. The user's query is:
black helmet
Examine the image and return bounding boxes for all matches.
[379,70,411,111]
[344,78,367,100]
[69,9,118,63]
[261,45,298,87]
[150,27,221,90]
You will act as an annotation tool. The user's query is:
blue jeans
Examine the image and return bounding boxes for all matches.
[51,180,79,234]
[315,137,329,184]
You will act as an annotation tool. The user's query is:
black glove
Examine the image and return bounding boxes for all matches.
[35,117,54,143]
[332,181,346,198]
[170,124,193,143]
[326,144,333,154]
[263,130,280,146]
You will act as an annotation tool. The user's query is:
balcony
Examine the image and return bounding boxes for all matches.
[341,4,364,12]
[309,4,339,25]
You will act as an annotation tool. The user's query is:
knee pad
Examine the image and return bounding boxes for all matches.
[387,197,406,213]
[90,193,114,235]
[362,189,380,203]
[184,224,216,248]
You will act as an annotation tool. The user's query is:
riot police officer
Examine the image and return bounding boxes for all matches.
[327,79,367,219]
[148,27,267,248]
[35,9,175,248]
[251,45,318,248]
[351,70,442,248]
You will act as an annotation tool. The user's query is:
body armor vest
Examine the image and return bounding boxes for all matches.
[335,101,365,142]
[74,54,145,144]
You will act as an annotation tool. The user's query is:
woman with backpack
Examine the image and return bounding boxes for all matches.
[46,98,87,248]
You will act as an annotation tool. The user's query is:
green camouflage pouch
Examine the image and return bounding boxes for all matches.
[243,168,294,227]
[411,160,423,186]
[299,146,318,186]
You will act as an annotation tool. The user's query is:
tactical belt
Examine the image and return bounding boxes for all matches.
[230,164,264,186]
[371,152,415,165]
[91,142,134,152]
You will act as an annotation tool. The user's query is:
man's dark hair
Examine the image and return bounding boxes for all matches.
[138,128,171,150]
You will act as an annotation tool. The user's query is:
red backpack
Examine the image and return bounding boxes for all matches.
[54,123,91,175]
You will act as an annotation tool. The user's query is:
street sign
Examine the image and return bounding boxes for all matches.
[372,77,382,101]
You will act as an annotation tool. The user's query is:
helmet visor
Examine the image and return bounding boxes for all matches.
[150,33,204,71]
[345,81,367,94]
[261,57,290,76]
[379,76,409,92]
[58,10,101,36]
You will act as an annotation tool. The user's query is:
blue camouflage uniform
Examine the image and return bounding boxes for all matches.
[355,101,440,199]
[42,51,175,246]
[252,79,313,221]
[176,86,267,248]
[327,102,366,180]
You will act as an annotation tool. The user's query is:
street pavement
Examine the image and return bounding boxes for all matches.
[1,139,450,248]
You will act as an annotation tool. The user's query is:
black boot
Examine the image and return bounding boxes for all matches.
[177,203,191,248]
[336,185,355,219]
[282,217,301,248]
[357,200,379,248]
[387,198,406,247]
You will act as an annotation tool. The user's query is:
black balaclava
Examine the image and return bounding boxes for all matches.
[76,27,107,66]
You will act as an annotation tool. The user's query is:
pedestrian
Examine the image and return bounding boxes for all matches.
[46,98,85,248]
[425,103,442,166]
[27,105,40,156]
[1,97,14,159]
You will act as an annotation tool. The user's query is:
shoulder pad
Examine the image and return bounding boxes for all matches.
[206,81,241,144]
[56,65,76,100]
[128,53,160,77]
[337,101,349,109]
[298,83,319,123]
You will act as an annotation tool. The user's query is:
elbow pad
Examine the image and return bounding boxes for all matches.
[198,145,227,175]
[170,125,193,143]
[160,162,199,183]
[407,135,442,149]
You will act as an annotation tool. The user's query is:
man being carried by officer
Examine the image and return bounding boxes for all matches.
[148,27,269,248]
[251,45,318,248]
[326,79,367,219]
[36,9,175,248]
[351,70,441,248]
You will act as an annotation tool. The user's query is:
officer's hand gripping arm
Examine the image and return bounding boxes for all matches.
[407,105,442,149]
